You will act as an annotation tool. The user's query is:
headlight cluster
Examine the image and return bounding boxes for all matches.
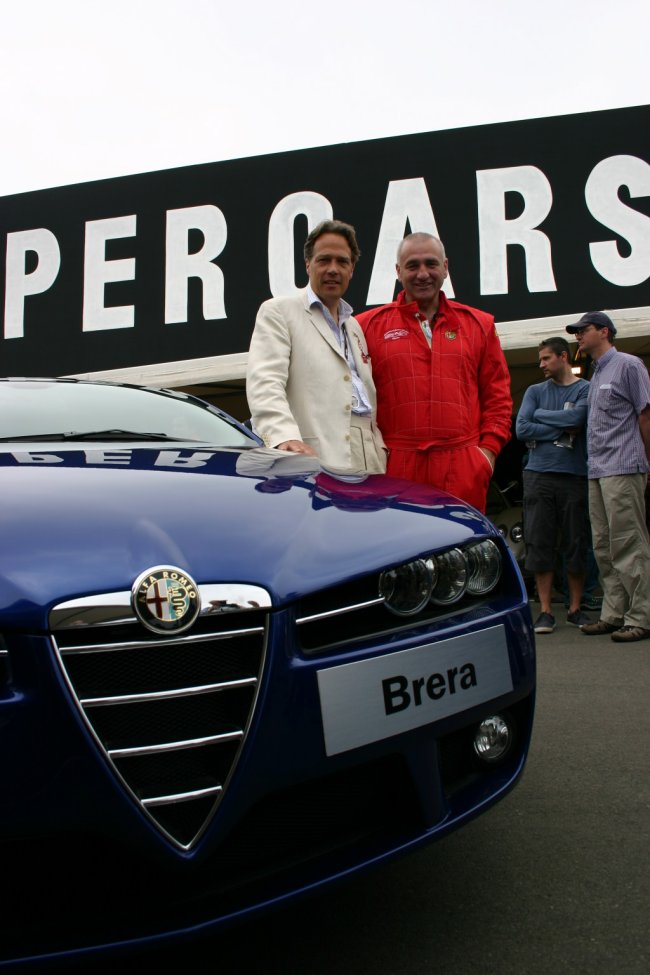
[379,540,502,617]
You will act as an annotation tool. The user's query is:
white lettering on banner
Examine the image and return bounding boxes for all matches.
[83,215,137,331]
[4,229,61,339]
[165,205,227,323]
[3,154,649,345]
[477,165,557,295]
[268,191,333,296]
[366,178,455,303]
[586,155,650,287]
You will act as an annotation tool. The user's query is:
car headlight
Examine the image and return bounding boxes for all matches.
[465,539,502,595]
[380,539,502,616]
[430,548,467,605]
[379,559,435,616]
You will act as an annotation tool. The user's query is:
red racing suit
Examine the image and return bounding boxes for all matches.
[356,291,512,511]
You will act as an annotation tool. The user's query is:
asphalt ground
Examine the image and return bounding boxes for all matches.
[81,602,650,975]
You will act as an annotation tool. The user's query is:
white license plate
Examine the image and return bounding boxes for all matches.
[317,624,513,756]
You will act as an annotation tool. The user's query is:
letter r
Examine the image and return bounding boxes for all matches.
[477,165,557,294]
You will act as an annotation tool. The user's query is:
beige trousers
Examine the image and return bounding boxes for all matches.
[588,474,650,628]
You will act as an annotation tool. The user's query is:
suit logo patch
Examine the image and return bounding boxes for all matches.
[444,330,457,340]
[384,329,410,341]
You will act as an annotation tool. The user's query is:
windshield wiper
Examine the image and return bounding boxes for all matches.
[0,430,194,443]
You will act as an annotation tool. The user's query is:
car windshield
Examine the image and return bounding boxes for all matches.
[0,380,258,448]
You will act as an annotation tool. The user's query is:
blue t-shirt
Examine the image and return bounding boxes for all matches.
[516,378,589,475]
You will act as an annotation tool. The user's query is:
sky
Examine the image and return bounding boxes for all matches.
[1,0,649,198]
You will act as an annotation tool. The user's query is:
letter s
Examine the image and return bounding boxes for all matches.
[586,155,650,287]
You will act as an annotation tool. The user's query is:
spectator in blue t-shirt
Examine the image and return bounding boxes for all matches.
[516,337,591,634]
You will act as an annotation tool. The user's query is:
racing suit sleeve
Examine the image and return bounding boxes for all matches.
[478,323,513,457]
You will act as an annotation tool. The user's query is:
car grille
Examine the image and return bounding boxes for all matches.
[50,584,269,850]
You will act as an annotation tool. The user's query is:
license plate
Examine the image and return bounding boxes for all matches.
[317,624,513,756]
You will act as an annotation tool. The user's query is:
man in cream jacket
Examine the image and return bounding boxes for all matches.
[246,220,386,473]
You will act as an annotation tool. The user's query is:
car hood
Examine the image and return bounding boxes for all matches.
[0,445,492,628]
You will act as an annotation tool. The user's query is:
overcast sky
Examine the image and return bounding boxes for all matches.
[1,0,649,198]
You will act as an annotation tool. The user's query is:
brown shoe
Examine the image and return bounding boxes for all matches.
[580,619,623,635]
[610,625,650,643]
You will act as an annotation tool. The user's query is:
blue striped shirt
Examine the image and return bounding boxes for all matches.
[586,347,650,478]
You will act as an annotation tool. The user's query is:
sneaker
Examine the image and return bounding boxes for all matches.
[581,595,603,611]
[534,612,556,634]
[610,625,650,643]
[567,609,592,627]
[580,618,623,636]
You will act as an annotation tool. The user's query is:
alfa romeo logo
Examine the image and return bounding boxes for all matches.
[132,566,201,634]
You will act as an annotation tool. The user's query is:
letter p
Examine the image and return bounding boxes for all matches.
[4,229,61,339]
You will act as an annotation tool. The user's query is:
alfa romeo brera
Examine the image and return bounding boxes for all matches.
[0,378,535,966]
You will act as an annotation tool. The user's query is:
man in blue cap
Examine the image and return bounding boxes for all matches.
[566,312,650,642]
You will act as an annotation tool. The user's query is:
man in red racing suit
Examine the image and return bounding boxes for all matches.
[356,233,512,512]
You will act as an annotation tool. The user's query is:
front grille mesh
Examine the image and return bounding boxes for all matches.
[52,606,267,849]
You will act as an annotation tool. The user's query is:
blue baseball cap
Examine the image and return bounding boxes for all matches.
[566,311,617,335]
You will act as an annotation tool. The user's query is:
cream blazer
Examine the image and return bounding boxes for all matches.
[246,289,385,470]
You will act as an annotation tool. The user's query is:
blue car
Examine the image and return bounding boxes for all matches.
[0,378,535,967]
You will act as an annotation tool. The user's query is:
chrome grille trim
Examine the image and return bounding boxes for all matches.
[50,581,269,851]
[59,624,264,655]
[80,676,257,707]
[142,785,223,807]
[108,731,243,759]
[49,582,272,630]
[297,596,384,624]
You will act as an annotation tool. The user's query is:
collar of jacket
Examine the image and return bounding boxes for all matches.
[396,289,449,319]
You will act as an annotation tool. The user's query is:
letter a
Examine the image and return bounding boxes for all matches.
[459,663,477,689]
[367,178,455,304]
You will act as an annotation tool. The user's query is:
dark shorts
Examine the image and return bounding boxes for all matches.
[522,470,590,574]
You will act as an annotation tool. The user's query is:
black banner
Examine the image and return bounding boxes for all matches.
[1,104,649,376]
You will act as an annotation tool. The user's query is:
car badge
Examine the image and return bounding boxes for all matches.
[132,566,201,634]
[444,330,457,340]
